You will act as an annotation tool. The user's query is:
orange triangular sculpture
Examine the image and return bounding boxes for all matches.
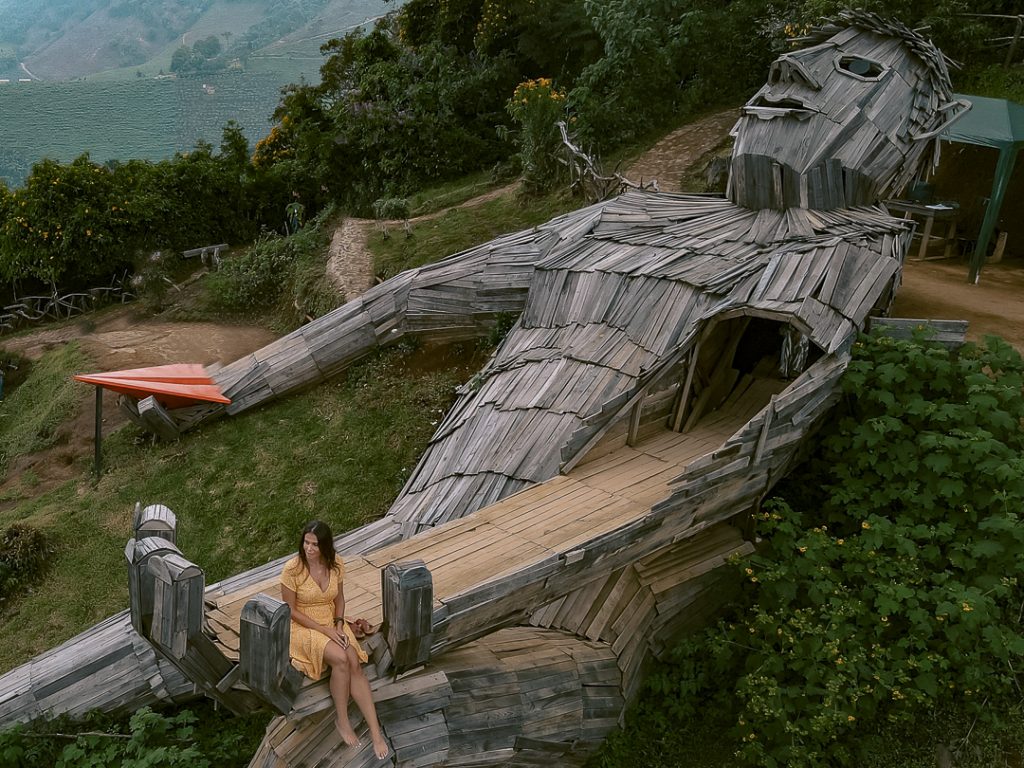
[74,364,231,410]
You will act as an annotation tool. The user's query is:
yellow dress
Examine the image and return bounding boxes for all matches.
[279,555,367,680]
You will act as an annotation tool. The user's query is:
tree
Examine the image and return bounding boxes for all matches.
[193,34,222,59]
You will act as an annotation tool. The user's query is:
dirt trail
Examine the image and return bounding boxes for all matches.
[326,183,520,302]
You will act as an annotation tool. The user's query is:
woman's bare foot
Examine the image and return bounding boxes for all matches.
[371,732,390,760]
[335,717,360,747]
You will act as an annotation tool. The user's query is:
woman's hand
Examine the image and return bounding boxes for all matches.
[322,624,349,649]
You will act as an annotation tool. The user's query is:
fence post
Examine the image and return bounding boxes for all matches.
[381,560,434,672]
[239,594,304,714]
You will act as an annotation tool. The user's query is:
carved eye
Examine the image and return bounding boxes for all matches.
[837,55,884,79]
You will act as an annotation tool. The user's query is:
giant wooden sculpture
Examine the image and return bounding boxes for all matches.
[0,12,967,768]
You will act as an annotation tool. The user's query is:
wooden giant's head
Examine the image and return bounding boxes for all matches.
[729,11,962,210]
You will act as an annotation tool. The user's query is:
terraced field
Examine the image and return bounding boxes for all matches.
[0,70,300,185]
[0,0,390,187]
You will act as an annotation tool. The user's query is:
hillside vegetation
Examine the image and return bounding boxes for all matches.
[0,0,388,80]
[0,0,390,186]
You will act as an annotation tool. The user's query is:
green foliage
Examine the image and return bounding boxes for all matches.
[369,188,583,279]
[0,342,88,477]
[171,35,226,74]
[204,203,336,320]
[0,702,269,768]
[0,121,281,291]
[0,156,140,286]
[372,197,410,220]
[637,332,1024,766]
[0,524,55,614]
[0,349,31,394]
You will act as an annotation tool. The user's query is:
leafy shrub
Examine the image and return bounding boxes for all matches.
[0,703,269,768]
[0,350,31,395]
[372,197,410,220]
[0,524,54,612]
[205,204,337,320]
[505,77,569,191]
[644,332,1024,766]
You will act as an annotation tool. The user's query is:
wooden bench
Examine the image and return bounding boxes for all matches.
[181,244,228,268]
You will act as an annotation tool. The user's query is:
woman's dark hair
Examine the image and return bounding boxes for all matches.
[297,520,339,573]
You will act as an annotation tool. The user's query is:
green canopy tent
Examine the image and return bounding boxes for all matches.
[942,94,1024,283]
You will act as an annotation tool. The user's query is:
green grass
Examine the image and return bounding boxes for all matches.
[369,188,588,279]
[404,170,509,216]
[0,343,89,476]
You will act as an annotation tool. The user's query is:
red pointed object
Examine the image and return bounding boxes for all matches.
[74,364,231,409]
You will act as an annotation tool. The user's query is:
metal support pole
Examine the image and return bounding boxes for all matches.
[94,385,102,479]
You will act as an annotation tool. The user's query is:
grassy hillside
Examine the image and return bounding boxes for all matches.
[2,0,388,80]
[0,0,389,186]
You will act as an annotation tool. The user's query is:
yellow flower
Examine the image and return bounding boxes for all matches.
[962,602,973,612]
[798,546,807,553]
[847,715,856,722]
[881,616,889,623]
[86,229,92,236]
[861,521,870,529]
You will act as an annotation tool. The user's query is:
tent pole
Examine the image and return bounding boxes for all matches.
[969,146,1020,283]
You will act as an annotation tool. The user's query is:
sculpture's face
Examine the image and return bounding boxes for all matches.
[730,26,936,209]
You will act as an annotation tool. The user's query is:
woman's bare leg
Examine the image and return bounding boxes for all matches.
[323,641,359,746]
[345,645,390,759]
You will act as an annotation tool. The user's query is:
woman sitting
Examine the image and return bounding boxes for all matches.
[280,520,390,759]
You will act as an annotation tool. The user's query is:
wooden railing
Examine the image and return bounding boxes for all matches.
[0,276,134,334]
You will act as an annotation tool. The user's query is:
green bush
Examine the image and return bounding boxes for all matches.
[0,350,31,395]
[204,204,337,320]
[0,703,269,768]
[643,332,1024,766]
[506,77,569,191]
[0,524,54,612]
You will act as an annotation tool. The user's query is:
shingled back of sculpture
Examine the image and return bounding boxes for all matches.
[0,12,966,768]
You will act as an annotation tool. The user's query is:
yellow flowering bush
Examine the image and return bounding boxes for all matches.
[505,77,569,191]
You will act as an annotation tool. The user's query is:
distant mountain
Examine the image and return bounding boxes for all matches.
[0,0,391,81]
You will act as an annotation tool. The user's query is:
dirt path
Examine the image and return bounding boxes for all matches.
[893,259,1024,348]
[626,108,738,191]
[326,183,520,302]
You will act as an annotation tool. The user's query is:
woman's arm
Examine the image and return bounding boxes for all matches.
[334,581,346,627]
[281,584,348,647]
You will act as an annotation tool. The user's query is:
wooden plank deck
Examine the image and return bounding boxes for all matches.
[203,380,782,666]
